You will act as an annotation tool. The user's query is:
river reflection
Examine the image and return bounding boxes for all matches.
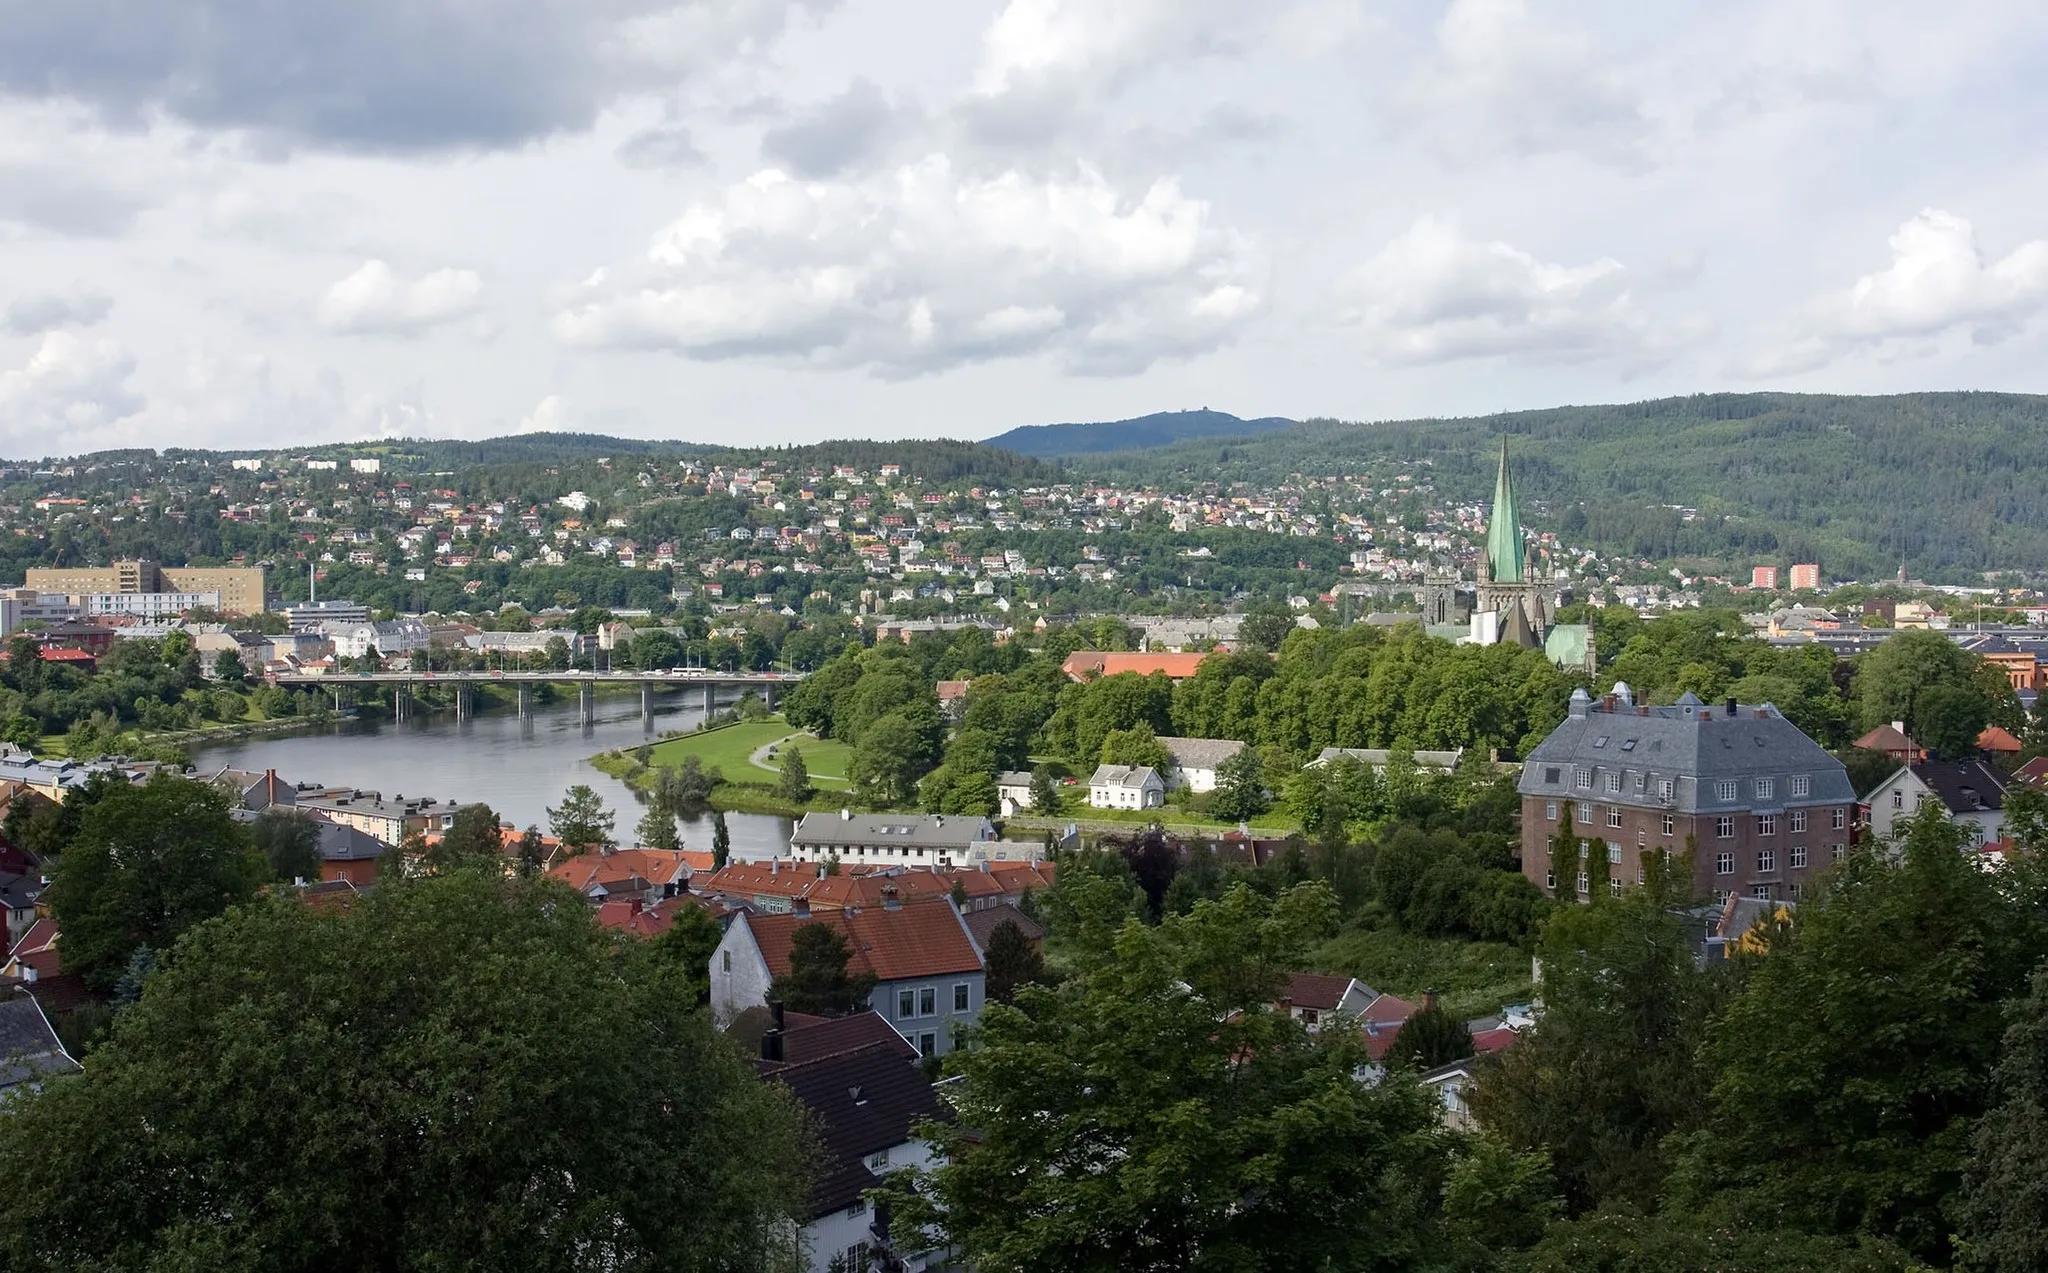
[187,688,794,861]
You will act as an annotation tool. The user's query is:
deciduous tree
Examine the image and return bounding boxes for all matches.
[0,872,807,1272]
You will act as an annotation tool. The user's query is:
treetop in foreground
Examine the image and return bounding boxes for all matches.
[0,872,807,1273]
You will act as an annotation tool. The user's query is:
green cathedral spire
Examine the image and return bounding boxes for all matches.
[1485,438,1524,584]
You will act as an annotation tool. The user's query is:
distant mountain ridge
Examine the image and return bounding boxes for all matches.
[983,409,1296,457]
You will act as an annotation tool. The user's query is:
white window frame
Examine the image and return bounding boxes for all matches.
[1716,779,1739,802]
[1790,844,1807,869]
[918,986,936,1016]
[1577,803,1593,824]
[1607,806,1623,828]
[898,989,915,1019]
[1546,801,1558,821]
[1715,851,1734,875]
[1575,767,1593,790]
[1832,807,1847,830]
[1758,847,1775,873]
[953,982,969,1012]
[1790,809,1807,833]
[1661,812,1675,836]
[1606,841,1623,864]
[1755,777,1774,800]
[1605,771,1623,794]
[1716,816,1734,839]
[1757,814,1777,836]
[1790,775,1810,798]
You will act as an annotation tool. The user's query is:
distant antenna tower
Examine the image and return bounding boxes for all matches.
[309,561,317,604]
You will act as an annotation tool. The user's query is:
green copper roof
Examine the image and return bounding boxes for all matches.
[1485,438,1524,583]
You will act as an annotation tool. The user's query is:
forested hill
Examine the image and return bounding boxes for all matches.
[984,408,1296,456]
[1082,392,2048,582]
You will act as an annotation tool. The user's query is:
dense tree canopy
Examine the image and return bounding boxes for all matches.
[0,872,807,1272]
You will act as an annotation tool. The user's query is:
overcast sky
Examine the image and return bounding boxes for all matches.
[2,0,2045,456]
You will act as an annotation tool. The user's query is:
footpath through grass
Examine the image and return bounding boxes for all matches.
[628,716,854,789]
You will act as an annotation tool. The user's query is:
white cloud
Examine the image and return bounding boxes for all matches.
[2,290,113,336]
[1390,0,1649,167]
[1747,210,2048,375]
[317,260,484,337]
[519,395,576,434]
[958,0,1340,152]
[554,156,1263,376]
[0,331,146,450]
[1341,216,1674,365]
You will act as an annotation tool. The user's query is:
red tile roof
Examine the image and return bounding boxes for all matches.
[550,848,695,894]
[1978,725,2025,753]
[745,898,981,982]
[1471,1026,1520,1054]
[1284,972,1359,1012]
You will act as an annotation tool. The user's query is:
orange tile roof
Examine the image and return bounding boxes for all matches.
[1062,651,1211,681]
[549,849,695,893]
[1978,725,2024,753]
[703,861,826,900]
[745,899,981,982]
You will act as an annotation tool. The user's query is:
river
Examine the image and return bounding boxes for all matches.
[187,688,796,861]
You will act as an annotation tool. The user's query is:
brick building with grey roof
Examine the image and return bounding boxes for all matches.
[1518,687,1857,904]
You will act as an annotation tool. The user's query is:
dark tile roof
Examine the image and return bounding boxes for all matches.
[1520,695,1854,813]
[962,903,1043,951]
[0,993,77,1089]
[1912,759,2010,813]
[769,1040,942,1216]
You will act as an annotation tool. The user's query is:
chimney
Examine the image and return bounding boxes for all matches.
[881,885,901,911]
[771,859,780,875]
[793,899,810,919]
[761,1027,784,1063]
[1601,694,1616,711]
[1724,697,1737,717]
[771,1000,785,1030]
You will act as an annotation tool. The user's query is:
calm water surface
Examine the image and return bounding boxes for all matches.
[188,688,795,860]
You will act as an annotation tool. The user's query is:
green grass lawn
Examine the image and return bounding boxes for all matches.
[642,717,854,789]
[1312,926,1536,1022]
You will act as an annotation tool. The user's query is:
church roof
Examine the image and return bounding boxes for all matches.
[1485,438,1524,584]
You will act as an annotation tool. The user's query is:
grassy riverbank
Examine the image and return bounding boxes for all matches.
[589,715,857,814]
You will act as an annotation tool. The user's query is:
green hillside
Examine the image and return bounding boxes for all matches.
[1086,392,2048,581]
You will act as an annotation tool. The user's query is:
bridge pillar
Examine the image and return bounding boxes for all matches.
[456,682,473,722]
[517,684,533,720]
[580,681,595,728]
[764,682,777,711]
[394,684,410,723]
[641,683,654,730]
[704,683,717,717]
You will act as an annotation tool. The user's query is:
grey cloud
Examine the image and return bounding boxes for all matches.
[2,290,113,337]
[0,0,834,153]
[760,80,920,177]
[0,162,149,236]
[617,124,707,170]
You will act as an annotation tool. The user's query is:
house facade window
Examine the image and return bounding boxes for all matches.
[1892,790,1905,810]
[1605,771,1623,794]
[1575,767,1593,790]
[721,951,731,972]
[1758,847,1776,872]
[1661,812,1675,836]
[918,1032,937,1057]
[1576,871,1589,895]
[1752,884,1774,900]
[1832,808,1848,830]
[1606,806,1623,828]
[1545,868,1556,890]
[1791,775,1811,798]
[1606,841,1623,864]
[1791,844,1807,869]
[1790,809,1807,833]
[953,982,969,1012]
[1757,814,1776,836]
[1578,803,1593,824]
[1610,878,1622,897]
[919,987,936,1016]
[1716,816,1734,838]
[1659,778,1675,801]
[1755,777,1774,800]
[1832,843,1846,862]
[898,989,915,1019]
[1716,779,1739,802]
[1715,851,1734,875]
[1546,801,1558,821]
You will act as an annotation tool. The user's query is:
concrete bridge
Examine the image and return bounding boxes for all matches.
[269,669,804,727]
